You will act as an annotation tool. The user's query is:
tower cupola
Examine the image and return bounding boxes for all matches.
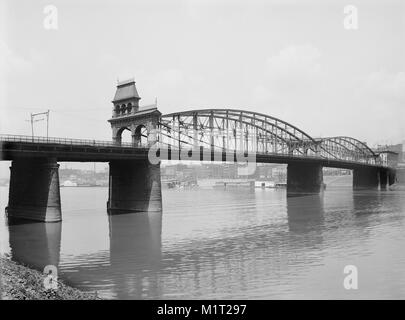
[112,78,141,117]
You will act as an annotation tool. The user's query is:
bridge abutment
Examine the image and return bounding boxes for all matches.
[6,158,62,222]
[287,163,323,195]
[107,160,162,213]
[353,167,379,190]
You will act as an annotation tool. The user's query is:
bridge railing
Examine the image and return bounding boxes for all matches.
[0,134,147,148]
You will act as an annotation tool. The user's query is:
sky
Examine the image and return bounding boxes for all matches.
[0,0,404,174]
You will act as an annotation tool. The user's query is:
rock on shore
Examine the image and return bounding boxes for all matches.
[1,256,100,300]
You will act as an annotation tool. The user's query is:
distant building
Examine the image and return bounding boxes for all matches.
[61,180,77,187]
[374,143,403,168]
[381,143,405,185]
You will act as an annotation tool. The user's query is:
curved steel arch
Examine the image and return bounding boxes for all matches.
[317,136,378,164]
[159,108,321,156]
[163,108,316,143]
[151,108,383,166]
[336,136,376,157]
[320,136,376,157]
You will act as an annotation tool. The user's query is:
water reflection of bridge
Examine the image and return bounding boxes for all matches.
[8,190,399,299]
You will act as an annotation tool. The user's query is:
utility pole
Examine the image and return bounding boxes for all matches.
[46,109,49,139]
[30,113,34,138]
[28,110,50,141]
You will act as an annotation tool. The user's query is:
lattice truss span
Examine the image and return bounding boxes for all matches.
[158,109,319,156]
[154,109,381,165]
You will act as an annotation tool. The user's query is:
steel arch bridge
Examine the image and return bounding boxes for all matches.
[152,109,384,167]
[0,107,396,223]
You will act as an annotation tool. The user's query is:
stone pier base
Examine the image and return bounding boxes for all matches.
[6,158,62,222]
[353,167,379,190]
[379,169,388,190]
[287,163,323,195]
[107,160,162,213]
[388,169,397,186]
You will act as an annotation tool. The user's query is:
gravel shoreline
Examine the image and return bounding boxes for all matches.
[0,255,100,300]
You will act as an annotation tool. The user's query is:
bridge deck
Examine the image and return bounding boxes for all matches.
[0,135,389,170]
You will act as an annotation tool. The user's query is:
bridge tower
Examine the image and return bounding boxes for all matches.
[108,78,160,146]
[107,79,162,214]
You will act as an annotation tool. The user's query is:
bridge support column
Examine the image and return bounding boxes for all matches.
[6,158,62,222]
[379,169,388,190]
[287,163,323,195]
[353,167,379,190]
[107,160,162,213]
[388,169,396,186]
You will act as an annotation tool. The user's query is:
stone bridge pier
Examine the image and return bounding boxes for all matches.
[379,169,388,190]
[6,158,62,222]
[107,159,162,214]
[353,167,380,190]
[388,169,397,186]
[287,163,324,195]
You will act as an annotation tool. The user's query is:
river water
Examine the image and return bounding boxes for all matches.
[1,176,405,299]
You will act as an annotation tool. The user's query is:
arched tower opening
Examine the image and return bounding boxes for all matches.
[134,125,148,147]
[115,127,132,145]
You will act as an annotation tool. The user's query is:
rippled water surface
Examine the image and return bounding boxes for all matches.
[1,178,405,299]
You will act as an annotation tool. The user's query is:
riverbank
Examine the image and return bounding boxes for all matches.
[0,256,100,300]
